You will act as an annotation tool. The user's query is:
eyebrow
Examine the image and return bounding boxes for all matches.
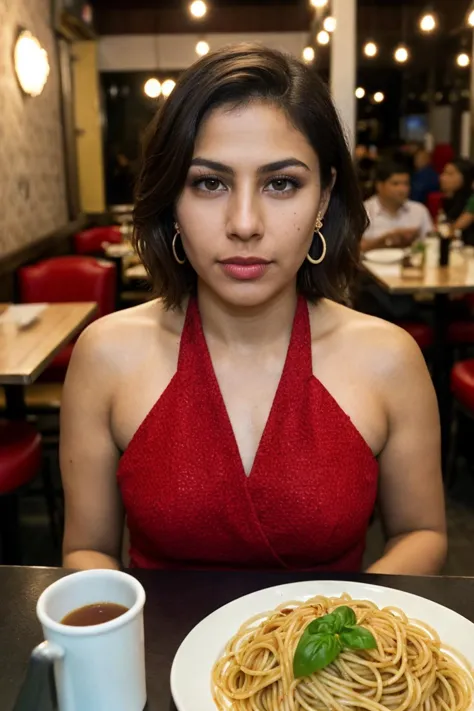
[189,157,311,175]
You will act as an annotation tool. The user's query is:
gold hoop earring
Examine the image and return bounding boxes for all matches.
[306,212,327,265]
[172,229,186,265]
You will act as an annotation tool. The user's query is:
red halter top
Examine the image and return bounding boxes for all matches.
[117,296,378,571]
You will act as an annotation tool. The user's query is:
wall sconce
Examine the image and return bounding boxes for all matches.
[14,30,50,97]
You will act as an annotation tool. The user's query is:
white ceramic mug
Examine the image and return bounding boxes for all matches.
[13,569,147,711]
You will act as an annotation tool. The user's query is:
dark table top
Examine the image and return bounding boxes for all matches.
[1,567,474,711]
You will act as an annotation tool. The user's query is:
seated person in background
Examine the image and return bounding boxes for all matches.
[410,149,440,205]
[440,159,474,246]
[362,162,433,253]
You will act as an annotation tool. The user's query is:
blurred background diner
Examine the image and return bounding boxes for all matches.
[2,0,474,573]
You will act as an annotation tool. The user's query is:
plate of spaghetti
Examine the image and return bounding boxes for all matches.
[170,580,474,711]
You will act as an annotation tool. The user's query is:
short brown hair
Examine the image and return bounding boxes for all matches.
[133,43,368,309]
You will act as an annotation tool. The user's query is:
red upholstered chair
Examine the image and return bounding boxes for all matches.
[447,360,474,486]
[427,191,443,221]
[18,256,116,382]
[397,322,434,351]
[0,421,42,563]
[448,295,474,348]
[432,144,454,175]
[74,226,122,256]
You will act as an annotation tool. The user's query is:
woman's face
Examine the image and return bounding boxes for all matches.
[175,102,328,307]
[440,163,464,196]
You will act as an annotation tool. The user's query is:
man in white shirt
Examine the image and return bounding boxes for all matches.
[362,162,434,253]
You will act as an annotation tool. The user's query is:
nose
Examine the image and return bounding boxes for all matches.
[225,185,264,242]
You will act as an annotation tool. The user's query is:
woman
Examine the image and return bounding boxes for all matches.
[440,158,474,244]
[61,45,446,574]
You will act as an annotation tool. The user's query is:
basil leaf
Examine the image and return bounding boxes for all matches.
[330,606,357,632]
[340,626,377,650]
[308,615,338,636]
[293,633,342,678]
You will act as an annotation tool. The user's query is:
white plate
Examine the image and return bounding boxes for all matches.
[170,580,474,711]
[0,303,47,328]
[364,248,405,264]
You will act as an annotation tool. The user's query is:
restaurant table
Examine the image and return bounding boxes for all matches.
[364,254,474,467]
[0,303,97,418]
[1,566,474,711]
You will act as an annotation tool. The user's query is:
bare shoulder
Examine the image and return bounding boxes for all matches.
[70,299,185,375]
[310,299,428,382]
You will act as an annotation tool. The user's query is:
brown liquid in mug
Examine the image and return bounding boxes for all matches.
[61,602,129,626]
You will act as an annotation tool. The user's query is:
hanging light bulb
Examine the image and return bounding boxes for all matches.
[468,9,474,27]
[310,0,328,7]
[302,46,315,63]
[394,45,409,63]
[419,13,437,33]
[374,92,385,103]
[355,87,366,99]
[457,52,470,67]
[162,79,176,97]
[323,16,336,33]
[317,30,330,45]
[144,78,161,98]
[363,41,378,58]
[195,40,210,56]
[189,1,207,19]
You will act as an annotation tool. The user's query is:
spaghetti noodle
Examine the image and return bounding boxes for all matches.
[212,593,474,711]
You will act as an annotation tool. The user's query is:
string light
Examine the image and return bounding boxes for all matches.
[189,1,207,19]
[355,87,366,99]
[162,79,176,97]
[468,9,474,27]
[374,92,385,103]
[363,41,378,58]
[195,40,210,56]
[457,52,470,67]
[310,0,328,7]
[419,13,437,33]
[394,45,409,63]
[323,16,336,33]
[302,46,315,62]
[144,78,161,98]
[317,30,330,45]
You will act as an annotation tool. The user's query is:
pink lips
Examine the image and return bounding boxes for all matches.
[219,257,271,281]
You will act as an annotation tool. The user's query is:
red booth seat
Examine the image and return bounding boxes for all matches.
[74,226,122,255]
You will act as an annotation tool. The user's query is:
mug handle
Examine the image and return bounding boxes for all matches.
[13,641,64,711]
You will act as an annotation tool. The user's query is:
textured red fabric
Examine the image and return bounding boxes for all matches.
[451,359,474,412]
[118,297,379,572]
[0,421,42,495]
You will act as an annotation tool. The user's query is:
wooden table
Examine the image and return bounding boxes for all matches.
[0,302,97,417]
[364,255,474,466]
[1,567,473,711]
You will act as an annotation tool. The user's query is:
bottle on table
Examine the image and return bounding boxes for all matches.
[436,209,452,267]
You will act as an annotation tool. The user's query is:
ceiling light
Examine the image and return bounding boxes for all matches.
[469,9,474,27]
[355,87,366,99]
[419,13,437,33]
[310,0,328,7]
[162,79,176,97]
[317,30,330,45]
[394,45,409,63]
[195,40,210,56]
[374,92,385,103]
[302,46,315,62]
[363,41,378,58]
[457,52,470,67]
[323,16,336,33]
[144,78,161,98]
[189,1,207,19]
[14,30,50,97]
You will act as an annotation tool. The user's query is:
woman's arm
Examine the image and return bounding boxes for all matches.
[366,330,447,575]
[60,321,124,570]
[453,211,474,232]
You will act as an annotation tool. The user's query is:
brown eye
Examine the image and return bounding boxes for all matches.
[271,178,290,192]
[203,178,222,191]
